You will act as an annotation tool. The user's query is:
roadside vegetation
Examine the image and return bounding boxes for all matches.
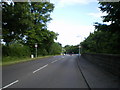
[64,45,79,54]
[63,2,120,55]
[80,2,120,54]
[2,2,62,65]
[2,2,120,65]
[2,55,55,66]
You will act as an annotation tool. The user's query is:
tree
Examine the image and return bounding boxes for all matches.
[2,2,33,45]
[99,2,120,32]
[49,42,62,55]
[64,45,79,54]
[80,2,120,54]
[2,2,59,55]
[20,2,55,54]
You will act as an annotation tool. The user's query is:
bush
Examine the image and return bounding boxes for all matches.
[37,48,48,56]
[2,43,31,58]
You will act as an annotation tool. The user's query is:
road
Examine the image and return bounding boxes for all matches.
[2,55,119,89]
[2,55,89,88]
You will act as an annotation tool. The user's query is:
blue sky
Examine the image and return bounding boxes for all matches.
[48,0,107,46]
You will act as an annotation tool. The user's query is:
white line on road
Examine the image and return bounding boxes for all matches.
[1,80,19,89]
[33,64,48,73]
[51,60,58,63]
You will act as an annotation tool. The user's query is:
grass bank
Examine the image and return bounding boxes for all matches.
[1,55,57,66]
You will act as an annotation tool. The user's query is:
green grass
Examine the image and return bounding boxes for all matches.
[1,55,56,66]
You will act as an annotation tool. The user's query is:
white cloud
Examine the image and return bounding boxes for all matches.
[48,20,94,46]
[88,6,108,18]
[88,8,112,25]
[88,11,107,18]
[50,0,97,8]
[87,6,107,24]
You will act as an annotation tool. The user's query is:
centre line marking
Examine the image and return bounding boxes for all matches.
[51,60,58,63]
[1,80,19,89]
[33,64,48,73]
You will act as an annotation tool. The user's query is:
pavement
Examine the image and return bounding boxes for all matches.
[2,55,88,88]
[77,55,120,88]
[1,55,120,89]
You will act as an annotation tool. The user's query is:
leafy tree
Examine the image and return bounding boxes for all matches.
[2,43,31,57]
[81,2,120,54]
[64,45,79,54]
[21,2,55,54]
[99,2,120,32]
[49,42,62,55]
[2,2,33,45]
[2,1,64,58]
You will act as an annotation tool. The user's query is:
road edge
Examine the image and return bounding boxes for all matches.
[76,55,91,90]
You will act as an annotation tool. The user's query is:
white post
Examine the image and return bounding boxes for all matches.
[31,55,34,58]
[35,43,37,58]
[79,45,81,55]
[36,47,37,58]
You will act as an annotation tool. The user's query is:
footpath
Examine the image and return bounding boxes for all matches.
[77,56,120,89]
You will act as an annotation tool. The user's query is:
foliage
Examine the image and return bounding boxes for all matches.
[2,2,33,45]
[2,1,61,60]
[49,42,62,55]
[2,43,31,57]
[64,45,79,54]
[2,55,54,66]
[80,2,120,54]
[25,2,56,54]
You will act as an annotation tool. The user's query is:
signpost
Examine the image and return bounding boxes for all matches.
[35,43,37,58]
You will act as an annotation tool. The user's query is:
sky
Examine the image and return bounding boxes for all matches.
[48,0,107,47]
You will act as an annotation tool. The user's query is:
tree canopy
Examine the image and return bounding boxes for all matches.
[64,45,79,54]
[80,2,120,54]
[2,1,62,57]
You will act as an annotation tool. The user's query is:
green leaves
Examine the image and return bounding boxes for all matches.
[2,2,62,56]
[49,42,62,55]
[64,45,79,54]
[2,2,32,45]
[81,2,120,54]
[2,43,31,57]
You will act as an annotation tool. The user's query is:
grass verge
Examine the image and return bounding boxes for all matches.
[1,55,56,66]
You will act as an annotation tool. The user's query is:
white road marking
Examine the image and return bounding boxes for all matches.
[1,80,19,89]
[51,60,58,63]
[33,64,48,73]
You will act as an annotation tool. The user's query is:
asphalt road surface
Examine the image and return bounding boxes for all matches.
[2,55,89,88]
[2,55,119,89]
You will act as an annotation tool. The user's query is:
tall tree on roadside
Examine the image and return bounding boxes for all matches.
[2,1,60,55]
[81,2,120,54]
[25,2,55,54]
[2,2,33,45]
[99,2,120,32]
